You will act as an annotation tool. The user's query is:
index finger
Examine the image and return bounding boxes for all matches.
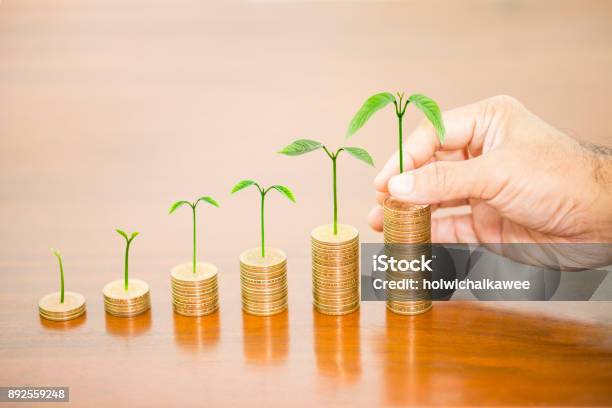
[374,98,490,192]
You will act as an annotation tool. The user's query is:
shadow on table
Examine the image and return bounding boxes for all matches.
[312,308,362,384]
[242,309,289,365]
[104,309,152,337]
[173,310,221,353]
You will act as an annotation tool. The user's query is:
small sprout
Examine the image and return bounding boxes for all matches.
[51,248,64,303]
[168,196,220,274]
[115,229,139,291]
[347,92,445,173]
[231,180,296,258]
[279,139,374,234]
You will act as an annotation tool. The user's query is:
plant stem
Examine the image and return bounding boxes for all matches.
[398,113,404,173]
[124,240,130,291]
[57,255,64,303]
[260,190,265,258]
[332,156,338,235]
[192,205,197,273]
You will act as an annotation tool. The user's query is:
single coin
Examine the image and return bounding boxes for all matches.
[387,300,432,315]
[311,224,358,245]
[383,197,430,213]
[171,262,218,282]
[240,247,286,268]
[174,305,219,317]
[103,279,149,300]
[242,305,288,317]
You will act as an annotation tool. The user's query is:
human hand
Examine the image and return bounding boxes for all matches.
[369,96,612,254]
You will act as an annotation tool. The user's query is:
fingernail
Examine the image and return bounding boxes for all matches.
[389,173,414,196]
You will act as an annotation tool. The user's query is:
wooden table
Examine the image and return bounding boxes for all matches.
[1,1,612,406]
[1,260,612,407]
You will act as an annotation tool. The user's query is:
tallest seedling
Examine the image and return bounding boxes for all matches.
[347,92,446,172]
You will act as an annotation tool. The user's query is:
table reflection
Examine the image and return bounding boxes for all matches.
[242,309,289,365]
[104,309,152,337]
[379,308,434,406]
[173,310,220,353]
[313,309,361,384]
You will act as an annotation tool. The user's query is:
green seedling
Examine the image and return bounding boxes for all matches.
[168,196,220,274]
[231,180,296,258]
[51,248,65,303]
[115,229,139,291]
[279,139,374,235]
[347,92,445,173]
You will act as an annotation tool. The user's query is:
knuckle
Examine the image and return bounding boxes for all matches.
[416,118,435,134]
[490,94,523,110]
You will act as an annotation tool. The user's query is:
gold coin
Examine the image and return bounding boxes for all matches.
[313,299,360,314]
[103,279,150,317]
[103,279,149,300]
[38,292,86,321]
[171,262,217,282]
[239,248,290,314]
[174,305,219,317]
[242,305,287,316]
[240,247,286,268]
[386,300,432,315]
[311,224,358,244]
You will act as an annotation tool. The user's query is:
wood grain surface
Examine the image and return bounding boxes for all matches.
[1,1,612,406]
[2,264,612,407]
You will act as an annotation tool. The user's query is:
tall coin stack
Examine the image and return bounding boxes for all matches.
[383,196,433,315]
[311,224,360,315]
[38,292,86,321]
[240,247,288,316]
[103,279,151,317]
[171,263,219,317]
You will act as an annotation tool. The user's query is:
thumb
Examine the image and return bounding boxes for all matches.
[388,157,499,204]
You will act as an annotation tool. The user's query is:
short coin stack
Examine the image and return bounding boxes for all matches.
[311,224,360,315]
[38,292,86,321]
[171,262,219,316]
[240,247,288,316]
[103,279,151,317]
[383,196,433,315]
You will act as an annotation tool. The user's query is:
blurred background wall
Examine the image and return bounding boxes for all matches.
[1,0,611,279]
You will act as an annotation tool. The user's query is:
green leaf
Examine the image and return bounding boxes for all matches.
[269,185,296,203]
[129,231,139,242]
[115,229,128,240]
[346,92,396,138]
[408,94,446,144]
[278,139,323,156]
[342,147,375,167]
[231,179,258,194]
[196,196,220,208]
[168,200,190,214]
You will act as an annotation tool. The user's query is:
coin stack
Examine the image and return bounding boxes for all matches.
[240,247,288,316]
[38,292,86,321]
[383,196,433,315]
[171,262,219,317]
[103,279,151,317]
[311,224,360,315]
